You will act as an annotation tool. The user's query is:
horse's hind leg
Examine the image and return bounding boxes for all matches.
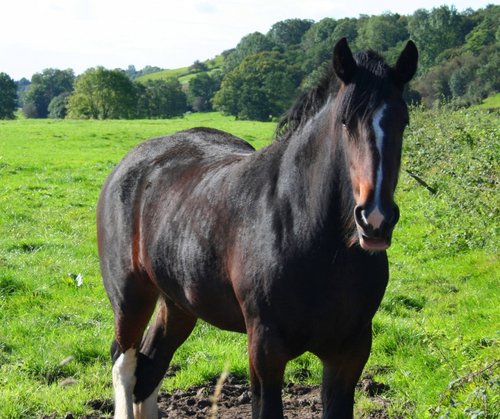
[108,273,159,419]
[133,297,197,417]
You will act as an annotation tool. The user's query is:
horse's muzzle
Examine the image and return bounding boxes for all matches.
[354,204,400,251]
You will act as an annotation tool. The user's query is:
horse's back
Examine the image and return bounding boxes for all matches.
[100,126,254,203]
[134,127,255,160]
[113,126,253,175]
[98,126,254,245]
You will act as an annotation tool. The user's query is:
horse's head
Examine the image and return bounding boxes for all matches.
[332,38,418,251]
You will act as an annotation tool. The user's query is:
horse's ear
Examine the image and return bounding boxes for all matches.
[333,37,357,84]
[394,40,418,86]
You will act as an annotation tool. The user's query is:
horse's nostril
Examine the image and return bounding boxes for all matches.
[354,205,367,227]
[361,209,369,225]
[383,204,400,229]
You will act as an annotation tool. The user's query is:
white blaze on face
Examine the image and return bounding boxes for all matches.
[365,104,388,229]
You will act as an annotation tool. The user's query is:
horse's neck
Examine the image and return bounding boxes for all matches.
[274,105,352,240]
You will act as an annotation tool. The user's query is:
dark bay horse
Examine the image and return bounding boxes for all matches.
[97,38,417,418]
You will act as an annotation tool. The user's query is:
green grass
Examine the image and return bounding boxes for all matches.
[369,106,499,417]
[0,109,498,417]
[136,66,191,82]
[0,113,273,417]
[474,93,500,109]
[138,67,216,85]
[136,54,224,85]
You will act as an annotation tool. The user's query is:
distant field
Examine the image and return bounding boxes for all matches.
[475,92,500,109]
[0,109,498,418]
[137,66,191,82]
[137,54,224,84]
[138,68,221,85]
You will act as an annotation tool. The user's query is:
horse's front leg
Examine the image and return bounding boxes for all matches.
[247,323,288,419]
[320,326,372,419]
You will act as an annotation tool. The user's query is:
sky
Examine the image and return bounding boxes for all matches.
[0,0,495,80]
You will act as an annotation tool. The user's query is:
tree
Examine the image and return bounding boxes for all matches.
[464,5,500,52]
[301,18,338,73]
[465,45,500,102]
[0,73,17,119]
[23,69,74,118]
[48,92,71,118]
[223,32,276,73]
[136,78,187,118]
[189,60,209,73]
[15,78,30,109]
[125,65,138,79]
[299,17,361,88]
[67,67,137,119]
[408,6,466,72]
[267,19,314,48]
[330,18,359,46]
[213,51,296,121]
[187,72,220,112]
[449,66,471,98]
[125,65,164,80]
[355,13,409,52]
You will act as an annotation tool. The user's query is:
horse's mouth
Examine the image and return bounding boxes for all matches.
[359,235,390,251]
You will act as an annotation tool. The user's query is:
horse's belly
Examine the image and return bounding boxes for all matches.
[183,282,247,333]
[151,261,246,334]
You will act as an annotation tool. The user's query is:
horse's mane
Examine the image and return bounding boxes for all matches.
[275,50,391,141]
[275,65,337,141]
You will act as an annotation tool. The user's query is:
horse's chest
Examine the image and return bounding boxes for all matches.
[251,258,388,347]
[281,279,386,354]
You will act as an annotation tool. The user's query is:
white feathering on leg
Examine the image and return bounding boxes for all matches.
[133,382,162,419]
[112,348,137,419]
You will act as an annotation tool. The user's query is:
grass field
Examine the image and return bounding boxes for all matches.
[475,93,500,109]
[0,109,498,418]
[137,66,192,82]
[136,54,224,85]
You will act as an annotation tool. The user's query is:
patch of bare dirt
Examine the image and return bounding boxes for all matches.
[157,374,319,418]
[83,374,389,418]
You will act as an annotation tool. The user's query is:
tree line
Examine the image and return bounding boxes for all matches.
[0,67,191,120]
[0,4,498,120]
